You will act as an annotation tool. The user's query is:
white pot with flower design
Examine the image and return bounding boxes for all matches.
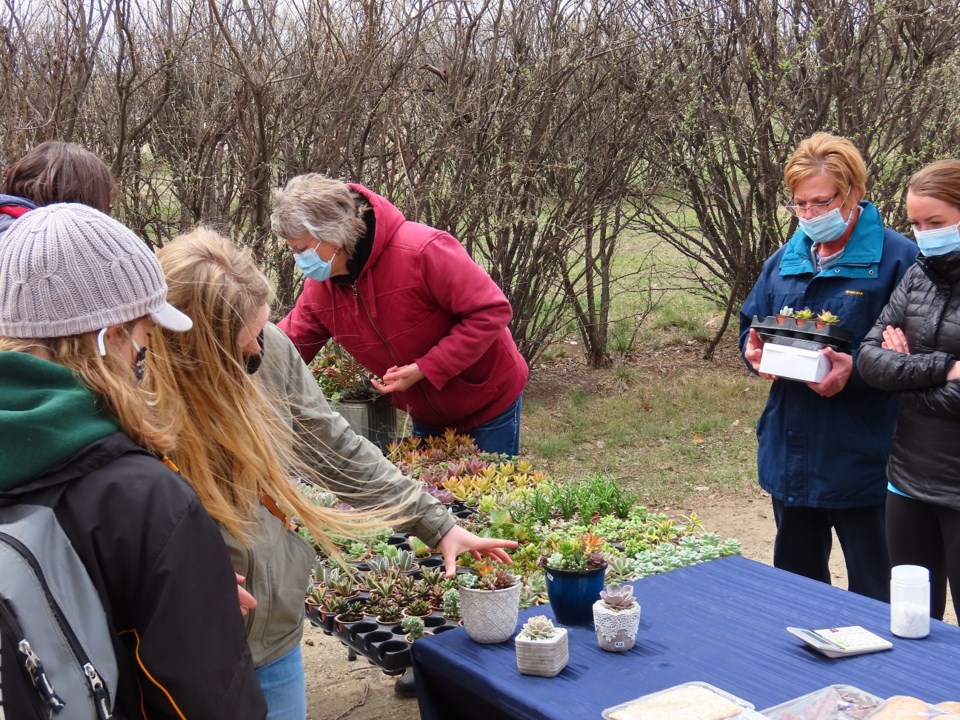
[592,583,641,652]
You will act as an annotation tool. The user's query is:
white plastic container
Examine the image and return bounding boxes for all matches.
[890,564,930,639]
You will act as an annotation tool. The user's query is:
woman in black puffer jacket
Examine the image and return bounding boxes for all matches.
[858,159,960,623]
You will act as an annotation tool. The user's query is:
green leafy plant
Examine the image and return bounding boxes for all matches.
[376,599,403,624]
[794,308,815,320]
[408,536,432,558]
[308,341,379,403]
[543,531,608,572]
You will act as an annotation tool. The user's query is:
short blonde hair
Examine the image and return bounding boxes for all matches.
[271,174,366,255]
[783,133,866,199]
[907,159,960,210]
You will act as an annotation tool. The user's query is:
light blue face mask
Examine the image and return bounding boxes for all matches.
[294,245,334,282]
[797,206,851,245]
[915,223,960,257]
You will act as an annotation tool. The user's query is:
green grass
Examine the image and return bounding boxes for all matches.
[521,358,767,507]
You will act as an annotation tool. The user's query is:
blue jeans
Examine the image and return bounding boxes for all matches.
[413,395,522,456]
[255,645,306,720]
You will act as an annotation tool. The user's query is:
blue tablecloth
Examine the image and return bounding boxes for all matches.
[410,555,960,719]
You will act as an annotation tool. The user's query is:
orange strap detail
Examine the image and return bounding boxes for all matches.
[260,491,288,525]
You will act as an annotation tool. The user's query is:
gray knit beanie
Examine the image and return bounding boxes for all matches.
[0,203,192,338]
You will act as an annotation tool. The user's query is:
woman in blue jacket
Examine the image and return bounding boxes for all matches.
[739,133,917,600]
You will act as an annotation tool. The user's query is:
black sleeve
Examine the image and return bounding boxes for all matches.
[59,448,267,719]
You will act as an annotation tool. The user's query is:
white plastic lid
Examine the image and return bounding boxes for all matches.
[891,564,928,584]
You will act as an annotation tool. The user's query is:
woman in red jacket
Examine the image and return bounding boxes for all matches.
[272,174,528,456]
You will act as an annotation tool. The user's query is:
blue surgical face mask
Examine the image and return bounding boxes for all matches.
[797,206,852,245]
[915,223,960,257]
[294,245,334,282]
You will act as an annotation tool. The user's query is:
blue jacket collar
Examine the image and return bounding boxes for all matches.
[779,201,884,277]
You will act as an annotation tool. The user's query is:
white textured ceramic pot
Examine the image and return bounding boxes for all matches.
[459,582,522,643]
[592,601,641,652]
[515,627,569,677]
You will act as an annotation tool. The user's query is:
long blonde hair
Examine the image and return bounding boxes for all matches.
[149,228,403,554]
[0,328,178,454]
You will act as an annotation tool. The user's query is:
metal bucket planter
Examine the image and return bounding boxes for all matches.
[335,394,397,447]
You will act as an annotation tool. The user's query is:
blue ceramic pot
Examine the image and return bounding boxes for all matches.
[545,565,607,625]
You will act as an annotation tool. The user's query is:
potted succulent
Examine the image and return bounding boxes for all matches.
[401,615,428,644]
[514,615,568,677]
[793,308,815,327]
[815,309,840,330]
[305,585,326,620]
[334,599,367,633]
[592,583,641,652]
[776,306,795,324]
[402,597,433,618]
[375,599,404,626]
[309,341,397,446]
[458,561,522,644]
[441,588,462,623]
[542,532,608,625]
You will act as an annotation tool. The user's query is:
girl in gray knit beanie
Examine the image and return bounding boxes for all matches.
[0,205,268,716]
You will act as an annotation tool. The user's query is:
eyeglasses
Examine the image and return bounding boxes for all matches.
[782,193,839,218]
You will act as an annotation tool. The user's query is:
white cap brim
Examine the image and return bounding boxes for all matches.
[150,302,193,332]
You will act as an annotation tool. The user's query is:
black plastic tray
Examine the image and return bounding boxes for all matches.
[751,315,853,353]
[307,607,461,674]
[307,530,464,675]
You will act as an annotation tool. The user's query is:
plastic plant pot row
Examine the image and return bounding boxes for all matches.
[750,315,853,353]
[307,608,461,674]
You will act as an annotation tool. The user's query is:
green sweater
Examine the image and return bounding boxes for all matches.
[0,351,119,488]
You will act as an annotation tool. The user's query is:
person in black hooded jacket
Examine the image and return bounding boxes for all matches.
[858,159,960,623]
[0,204,267,718]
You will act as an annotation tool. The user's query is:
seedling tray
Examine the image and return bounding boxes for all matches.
[307,529,464,676]
[751,316,853,353]
[307,607,461,675]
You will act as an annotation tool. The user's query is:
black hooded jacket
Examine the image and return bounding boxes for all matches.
[0,351,266,718]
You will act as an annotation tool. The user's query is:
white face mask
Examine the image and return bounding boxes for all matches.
[914,223,960,257]
[797,207,851,244]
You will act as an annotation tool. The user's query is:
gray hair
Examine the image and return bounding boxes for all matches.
[271,174,366,256]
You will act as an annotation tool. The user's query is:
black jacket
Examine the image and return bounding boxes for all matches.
[858,252,960,510]
[2,432,268,719]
